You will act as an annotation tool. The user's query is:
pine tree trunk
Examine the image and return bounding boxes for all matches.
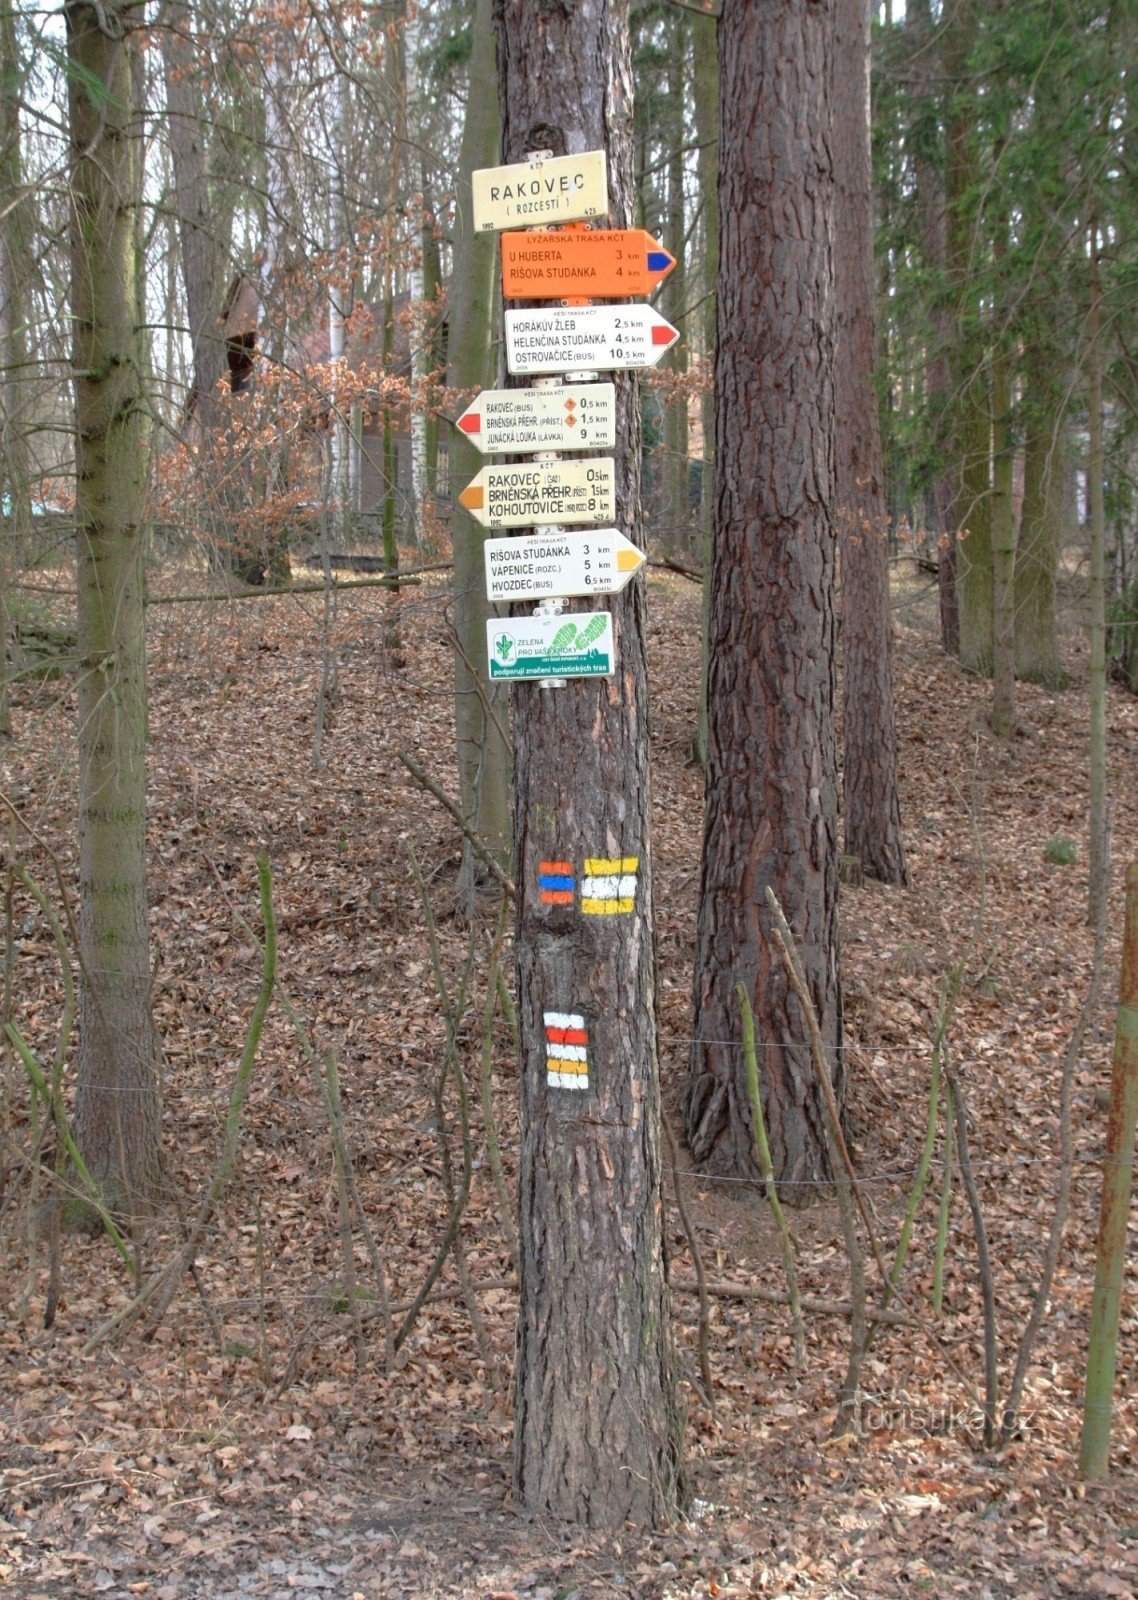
[686,0,842,1198]
[663,20,689,556]
[833,0,907,884]
[496,0,683,1526]
[448,0,511,888]
[692,6,718,765]
[68,0,162,1210]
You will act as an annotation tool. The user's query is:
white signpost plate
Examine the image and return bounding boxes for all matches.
[486,612,615,681]
[472,150,608,233]
[484,529,645,602]
[456,382,616,455]
[459,459,614,529]
[505,305,680,374]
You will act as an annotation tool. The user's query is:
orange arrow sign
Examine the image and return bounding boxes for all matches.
[501,229,676,299]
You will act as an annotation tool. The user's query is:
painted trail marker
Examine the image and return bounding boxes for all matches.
[484,529,644,602]
[459,459,614,529]
[472,150,608,233]
[487,612,614,681]
[505,305,679,374]
[455,382,616,455]
[544,1012,589,1091]
[501,228,675,299]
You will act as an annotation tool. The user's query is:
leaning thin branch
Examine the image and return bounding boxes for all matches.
[398,752,516,899]
[148,561,450,605]
[946,1067,999,1449]
[763,892,868,1433]
[663,1112,715,1406]
[736,981,806,1370]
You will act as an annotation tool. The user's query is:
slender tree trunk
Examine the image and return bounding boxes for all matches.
[160,2,232,437]
[834,0,907,883]
[910,0,958,657]
[663,18,689,556]
[1087,230,1107,931]
[0,0,33,737]
[449,0,510,888]
[692,6,717,765]
[497,0,683,1526]
[944,0,992,674]
[686,0,842,1197]
[67,0,162,1210]
[989,314,1017,735]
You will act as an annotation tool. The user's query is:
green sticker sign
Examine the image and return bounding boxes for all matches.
[486,612,615,681]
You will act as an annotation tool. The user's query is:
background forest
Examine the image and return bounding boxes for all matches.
[1,1,1137,1597]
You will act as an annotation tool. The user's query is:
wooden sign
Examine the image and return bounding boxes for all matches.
[458,459,615,529]
[472,150,608,233]
[455,382,616,454]
[505,305,679,374]
[487,612,615,681]
[484,529,645,602]
[501,229,675,298]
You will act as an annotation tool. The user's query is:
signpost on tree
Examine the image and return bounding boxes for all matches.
[484,0,684,1528]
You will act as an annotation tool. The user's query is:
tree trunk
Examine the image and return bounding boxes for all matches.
[692,5,718,765]
[908,0,958,655]
[68,0,162,1210]
[663,18,689,556]
[1087,229,1107,931]
[0,0,33,737]
[448,0,511,889]
[989,318,1017,734]
[833,0,907,884]
[943,0,992,674]
[1015,324,1067,683]
[496,0,683,1527]
[686,0,843,1198]
[159,1,232,438]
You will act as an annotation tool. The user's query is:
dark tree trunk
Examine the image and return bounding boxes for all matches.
[160,0,232,437]
[496,0,684,1528]
[833,0,907,885]
[685,0,843,1199]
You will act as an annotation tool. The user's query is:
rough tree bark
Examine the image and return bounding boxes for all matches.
[692,4,718,765]
[68,0,162,1209]
[686,0,843,1196]
[497,0,683,1526]
[449,0,511,891]
[833,0,907,883]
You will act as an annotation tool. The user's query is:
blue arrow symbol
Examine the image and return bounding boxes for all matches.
[647,250,672,273]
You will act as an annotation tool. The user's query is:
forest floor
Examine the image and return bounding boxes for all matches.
[1,548,1137,1599]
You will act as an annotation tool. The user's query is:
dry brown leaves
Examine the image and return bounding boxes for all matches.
[0,557,1135,1598]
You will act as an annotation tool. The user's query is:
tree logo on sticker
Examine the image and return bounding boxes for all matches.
[494,631,515,663]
